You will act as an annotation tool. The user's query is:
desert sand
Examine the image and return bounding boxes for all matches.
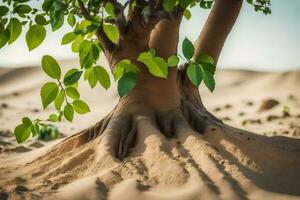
[0,59,300,200]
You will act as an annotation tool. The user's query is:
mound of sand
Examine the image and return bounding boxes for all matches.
[0,62,300,200]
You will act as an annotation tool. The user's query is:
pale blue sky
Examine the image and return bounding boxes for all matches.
[0,0,299,71]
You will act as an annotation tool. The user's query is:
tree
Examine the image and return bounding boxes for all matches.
[1,0,271,160]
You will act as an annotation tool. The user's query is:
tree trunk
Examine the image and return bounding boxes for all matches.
[45,60,223,163]
[2,2,300,199]
[193,0,243,64]
[45,4,237,161]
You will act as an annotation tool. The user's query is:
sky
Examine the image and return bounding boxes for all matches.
[0,0,299,71]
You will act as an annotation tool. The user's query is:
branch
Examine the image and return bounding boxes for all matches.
[149,14,183,58]
[193,0,243,64]
[101,1,128,37]
[78,0,92,21]
[78,0,117,52]
[114,1,128,35]
[149,0,156,16]
[141,1,184,28]
[148,0,185,56]
[125,0,152,39]
[148,17,184,86]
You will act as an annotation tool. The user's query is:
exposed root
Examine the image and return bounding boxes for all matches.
[3,89,300,200]
[44,96,222,162]
[178,65,223,126]
[114,115,136,160]
[155,110,182,138]
[181,101,207,134]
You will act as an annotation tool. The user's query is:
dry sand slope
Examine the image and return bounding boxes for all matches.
[0,61,300,200]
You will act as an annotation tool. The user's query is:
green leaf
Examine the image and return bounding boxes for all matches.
[64,69,83,86]
[152,57,168,77]
[35,14,47,25]
[40,82,59,109]
[183,9,191,20]
[22,117,32,127]
[103,24,119,44]
[67,13,76,27]
[163,0,176,12]
[8,18,22,44]
[71,37,83,53]
[42,55,61,79]
[105,2,115,18]
[113,64,125,80]
[63,104,74,122]
[54,90,64,111]
[124,63,140,74]
[49,0,66,31]
[117,72,137,97]
[182,37,194,60]
[26,25,46,51]
[200,0,214,9]
[42,0,55,11]
[202,63,216,75]
[0,29,10,49]
[148,48,156,56]
[61,32,76,45]
[138,52,168,78]
[138,52,153,61]
[76,20,92,29]
[201,66,215,92]
[73,100,90,114]
[94,66,110,89]
[196,54,214,65]
[66,87,80,99]
[58,111,63,121]
[13,4,32,13]
[79,40,100,69]
[196,54,216,74]
[141,57,168,78]
[84,66,92,80]
[167,55,179,67]
[14,124,31,143]
[86,68,97,88]
[31,123,39,137]
[179,0,193,8]
[49,114,58,122]
[0,6,9,17]
[113,59,140,80]
[187,64,202,87]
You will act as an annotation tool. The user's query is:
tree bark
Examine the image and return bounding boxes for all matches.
[179,0,243,116]
[193,0,243,64]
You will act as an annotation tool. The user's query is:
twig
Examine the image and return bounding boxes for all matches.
[78,0,92,21]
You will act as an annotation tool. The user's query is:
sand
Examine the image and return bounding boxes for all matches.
[0,60,300,200]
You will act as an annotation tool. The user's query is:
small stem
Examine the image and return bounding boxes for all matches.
[35,118,50,123]
[58,80,69,105]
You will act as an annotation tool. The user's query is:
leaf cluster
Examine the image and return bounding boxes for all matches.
[182,38,216,92]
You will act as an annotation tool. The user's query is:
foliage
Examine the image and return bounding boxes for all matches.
[14,117,60,143]
[0,0,271,142]
[37,124,61,141]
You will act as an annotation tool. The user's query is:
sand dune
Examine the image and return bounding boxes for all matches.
[0,62,299,200]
